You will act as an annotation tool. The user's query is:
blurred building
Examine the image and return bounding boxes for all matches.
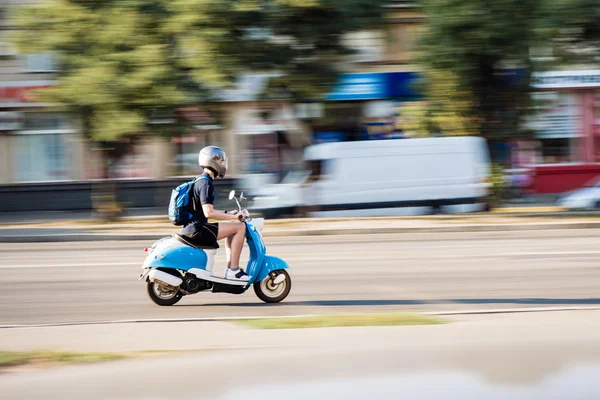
[235,0,426,189]
[0,0,84,184]
[0,1,430,187]
[514,70,600,193]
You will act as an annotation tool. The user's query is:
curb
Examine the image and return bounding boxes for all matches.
[266,222,600,237]
[2,222,600,242]
[2,306,598,329]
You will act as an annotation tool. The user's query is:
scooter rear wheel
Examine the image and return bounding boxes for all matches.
[253,270,291,303]
[147,282,183,306]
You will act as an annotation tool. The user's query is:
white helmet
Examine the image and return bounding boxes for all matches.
[198,146,227,178]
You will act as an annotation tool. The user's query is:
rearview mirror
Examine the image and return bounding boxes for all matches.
[228,190,235,200]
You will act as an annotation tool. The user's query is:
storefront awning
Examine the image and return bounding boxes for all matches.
[533,70,600,90]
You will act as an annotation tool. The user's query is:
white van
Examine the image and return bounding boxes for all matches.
[252,136,492,217]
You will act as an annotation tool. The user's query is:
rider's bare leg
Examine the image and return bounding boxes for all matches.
[217,222,245,269]
[225,235,233,269]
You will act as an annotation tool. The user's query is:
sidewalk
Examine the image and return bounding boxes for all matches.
[1,212,600,242]
[1,194,599,242]
[2,310,599,400]
[0,310,598,353]
[0,193,563,226]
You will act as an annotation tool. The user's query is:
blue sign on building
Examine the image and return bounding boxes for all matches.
[325,73,388,101]
[388,71,420,98]
[313,131,346,143]
[325,72,421,101]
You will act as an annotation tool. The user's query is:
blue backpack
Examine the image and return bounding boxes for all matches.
[168,175,208,226]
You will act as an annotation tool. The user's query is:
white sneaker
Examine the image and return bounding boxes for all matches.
[225,268,250,282]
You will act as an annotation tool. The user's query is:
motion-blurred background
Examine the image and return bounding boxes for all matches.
[2,2,600,399]
[0,0,598,219]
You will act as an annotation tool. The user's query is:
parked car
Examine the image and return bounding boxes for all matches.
[557,177,600,210]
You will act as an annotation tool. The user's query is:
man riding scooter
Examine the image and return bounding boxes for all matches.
[181,146,250,281]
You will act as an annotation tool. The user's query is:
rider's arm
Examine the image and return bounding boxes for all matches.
[202,204,244,221]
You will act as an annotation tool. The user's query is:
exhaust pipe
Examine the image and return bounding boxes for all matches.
[148,269,183,290]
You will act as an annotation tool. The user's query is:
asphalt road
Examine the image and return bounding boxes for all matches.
[1,230,600,325]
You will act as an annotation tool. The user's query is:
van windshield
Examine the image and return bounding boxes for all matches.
[306,159,326,183]
[281,170,310,184]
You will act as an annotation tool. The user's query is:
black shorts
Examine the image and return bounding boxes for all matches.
[184,223,219,248]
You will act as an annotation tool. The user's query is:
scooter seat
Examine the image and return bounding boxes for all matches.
[173,234,219,250]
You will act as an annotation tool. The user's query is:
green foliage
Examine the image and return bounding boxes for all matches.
[12,0,195,142]
[489,163,509,206]
[0,351,127,368]
[418,0,552,140]
[11,0,386,143]
[545,0,600,64]
[418,0,600,140]
[401,69,479,137]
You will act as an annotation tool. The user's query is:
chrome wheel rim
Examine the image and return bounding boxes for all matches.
[153,283,178,300]
[260,275,286,298]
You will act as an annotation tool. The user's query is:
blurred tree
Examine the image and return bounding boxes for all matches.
[12,0,386,142]
[401,69,478,137]
[418,0,549,140]
[546,0,600,64]
[11,0,385,217]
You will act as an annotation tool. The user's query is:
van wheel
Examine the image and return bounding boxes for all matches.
[430,205,442,215]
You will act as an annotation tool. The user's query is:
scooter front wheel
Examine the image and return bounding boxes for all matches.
[147,282,183,306]
[254,270,291,303]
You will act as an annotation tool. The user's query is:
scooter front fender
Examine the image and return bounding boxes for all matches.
[256,255,290,282]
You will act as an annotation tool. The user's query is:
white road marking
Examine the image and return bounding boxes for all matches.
[1,249,600,268]
[0,253,140,260]
[423,306,600,315]
[0,262,141,269]
[1,307,599,329]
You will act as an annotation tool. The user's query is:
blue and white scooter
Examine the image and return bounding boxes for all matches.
[139,191,291,306]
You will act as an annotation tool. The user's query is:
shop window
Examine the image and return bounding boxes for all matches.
[170,134,210,176]
[539,138,577,164]
[15,134,69,182]
[529,91,582,164]
[23,112,72,131]
[24,53,59,73]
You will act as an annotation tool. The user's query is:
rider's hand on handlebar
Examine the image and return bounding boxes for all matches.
[238,213,247,222]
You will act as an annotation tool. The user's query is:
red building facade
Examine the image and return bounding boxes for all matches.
[523,70,600,193]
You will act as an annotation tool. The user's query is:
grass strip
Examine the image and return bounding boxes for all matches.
[235,313,444,330]
[0,350,173,369]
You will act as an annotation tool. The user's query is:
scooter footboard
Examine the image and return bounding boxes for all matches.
[256,255,289,282]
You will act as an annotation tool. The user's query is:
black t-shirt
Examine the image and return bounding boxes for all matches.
[181,172,215,236]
